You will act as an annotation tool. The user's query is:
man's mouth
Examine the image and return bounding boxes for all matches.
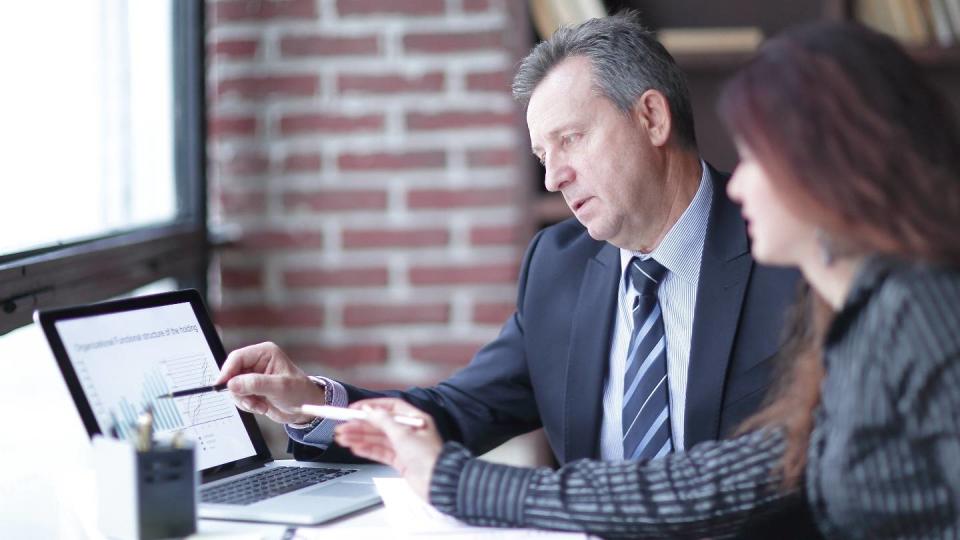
[571,197,592,212]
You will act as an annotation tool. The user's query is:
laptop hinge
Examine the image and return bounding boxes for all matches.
[201,458,272,484]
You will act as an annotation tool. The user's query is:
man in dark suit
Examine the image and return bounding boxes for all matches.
[216,13,797,467]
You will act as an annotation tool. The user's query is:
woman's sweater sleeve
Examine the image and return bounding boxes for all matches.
[430,428,799,539]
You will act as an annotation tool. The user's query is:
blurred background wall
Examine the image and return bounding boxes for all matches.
[206,0,534,448]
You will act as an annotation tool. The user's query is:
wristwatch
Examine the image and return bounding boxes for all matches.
[313,377,331,405]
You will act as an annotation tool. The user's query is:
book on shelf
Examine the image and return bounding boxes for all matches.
[656,26,764,55]
[902,0,932,44]
[929,0,956,45]
[530,0,605,39]
[881,0,928,44]
[857,0,898,39]
[945,0,960,41]
[857,0,960,46]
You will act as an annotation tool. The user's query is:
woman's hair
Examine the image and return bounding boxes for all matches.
[718,22,960,487]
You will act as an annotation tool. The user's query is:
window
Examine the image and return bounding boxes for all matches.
[0,0,207,335]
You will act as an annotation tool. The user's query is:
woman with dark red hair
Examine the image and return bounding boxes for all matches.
[335,22,960,539]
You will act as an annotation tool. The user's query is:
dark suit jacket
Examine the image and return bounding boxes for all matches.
[291,164,800,466]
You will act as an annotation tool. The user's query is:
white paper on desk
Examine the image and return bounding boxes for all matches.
[371,477,589,539]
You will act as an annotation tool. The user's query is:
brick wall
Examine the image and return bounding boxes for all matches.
[206,0,533,432]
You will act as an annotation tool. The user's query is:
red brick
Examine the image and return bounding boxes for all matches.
[473,301,515,324]
[466,69,511,92]
[469,224,519,245]
[343,303,449,327]
[463,0,491,11]
[278,113,383,135]
[283,152,322,173]
[407,187,514,208]
[337,0,444,16]
[466,148,516,167]
[210,38,259,59]
[409,342,484,365]
[221,267,263,289]
[284,267,388,287]
[338,150,445,171]
[219,190,266,214]
[403,30,504,53]
[342,228,449,248]
[285,344,388,368]
[407,110,513,130]
[338,72,444,94]
[216,305,324,328]
[221,152,269,176]
[284,190,389,211]
[281,34,379,57]
[217,74,318,99]
[238,230,325,250]
[409,263,517,285]
[209,115,257,137]
[213,0,316,21]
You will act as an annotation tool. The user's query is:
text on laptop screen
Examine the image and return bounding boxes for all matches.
[54,302,256,470]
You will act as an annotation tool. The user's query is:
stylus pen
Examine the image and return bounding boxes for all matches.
[299,404,426,428]
[160,383,228,399]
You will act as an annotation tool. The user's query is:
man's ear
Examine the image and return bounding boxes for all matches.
[631,89,673,147]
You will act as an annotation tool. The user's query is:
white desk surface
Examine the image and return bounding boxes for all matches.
[0,323,391,539]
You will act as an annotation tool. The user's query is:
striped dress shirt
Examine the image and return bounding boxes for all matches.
[429,256,960,539]
[601,162,712,457]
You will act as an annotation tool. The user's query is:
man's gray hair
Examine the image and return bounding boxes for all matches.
[513,11,697,149]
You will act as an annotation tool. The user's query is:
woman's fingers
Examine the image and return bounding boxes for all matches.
[335,430,396,465]
[335,427,390,448]
[347,443,396,466]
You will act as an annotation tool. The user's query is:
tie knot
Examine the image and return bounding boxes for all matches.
[627,257,667,296]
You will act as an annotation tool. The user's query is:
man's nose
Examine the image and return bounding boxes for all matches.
[544,159,574,192]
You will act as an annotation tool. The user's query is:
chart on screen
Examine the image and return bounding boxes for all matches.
[55,301,256,469]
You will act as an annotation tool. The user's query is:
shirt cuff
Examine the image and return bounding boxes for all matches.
[284,376,349,448]
[429,441,535,525]
[429,442,474,515]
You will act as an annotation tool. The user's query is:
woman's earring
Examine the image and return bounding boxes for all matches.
[816,229,835,266]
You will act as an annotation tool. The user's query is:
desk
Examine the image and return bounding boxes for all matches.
[0,323,394,539]
[0,323,575,539]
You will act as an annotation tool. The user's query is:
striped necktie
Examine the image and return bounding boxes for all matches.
[622,256,672,461]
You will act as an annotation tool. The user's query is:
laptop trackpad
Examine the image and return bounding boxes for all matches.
[299,482,375,499]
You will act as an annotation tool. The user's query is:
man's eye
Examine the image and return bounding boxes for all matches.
[561,133,580,146]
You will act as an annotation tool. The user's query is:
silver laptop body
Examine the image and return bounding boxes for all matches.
[198,459,393,524]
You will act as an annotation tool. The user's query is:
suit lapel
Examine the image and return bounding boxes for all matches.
[684,165,753,447]
[563,241,620,462]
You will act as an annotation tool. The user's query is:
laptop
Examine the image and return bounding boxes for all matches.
[35,289,395,525]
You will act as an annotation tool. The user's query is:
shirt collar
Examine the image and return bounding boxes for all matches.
[619,160,713,287]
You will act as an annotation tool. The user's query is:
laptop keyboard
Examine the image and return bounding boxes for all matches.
[201,466,358,506]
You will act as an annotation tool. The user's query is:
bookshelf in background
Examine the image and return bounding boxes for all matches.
[526,0,960,229]
[854,0,960,48]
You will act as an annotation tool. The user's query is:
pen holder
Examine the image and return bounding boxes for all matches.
[93,435,197,540]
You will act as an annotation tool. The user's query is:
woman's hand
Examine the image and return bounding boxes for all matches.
[334,398,442,500]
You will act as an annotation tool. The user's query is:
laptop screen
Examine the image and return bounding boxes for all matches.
[50,299,258,471]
